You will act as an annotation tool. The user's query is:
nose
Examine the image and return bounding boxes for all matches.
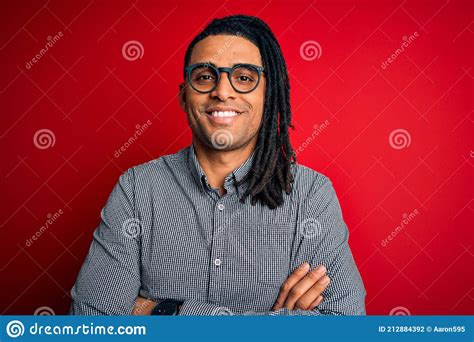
[209,72,236,101]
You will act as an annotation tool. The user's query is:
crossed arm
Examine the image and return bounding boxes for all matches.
[132,262,331,315]
[69,170,366,315]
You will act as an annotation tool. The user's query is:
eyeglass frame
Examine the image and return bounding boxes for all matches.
[184,62,265,94]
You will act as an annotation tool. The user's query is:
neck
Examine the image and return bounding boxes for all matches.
[192,137,256,196]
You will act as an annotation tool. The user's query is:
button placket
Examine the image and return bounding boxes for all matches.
[208,199,228,303]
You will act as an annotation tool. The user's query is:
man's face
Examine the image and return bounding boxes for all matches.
[179,34,265,151]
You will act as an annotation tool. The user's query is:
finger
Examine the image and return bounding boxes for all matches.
[294,275,330,310]
[272,262,310,310]
[283,266,327,310]
[307,295,323,311]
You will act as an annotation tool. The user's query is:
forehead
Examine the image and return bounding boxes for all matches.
[189,34,262,66]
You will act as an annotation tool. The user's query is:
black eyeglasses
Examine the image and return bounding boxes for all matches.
[184,63,265,94]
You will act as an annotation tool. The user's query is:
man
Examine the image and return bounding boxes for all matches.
[70,14,366,315]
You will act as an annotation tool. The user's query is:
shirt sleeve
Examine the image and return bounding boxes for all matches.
[290,174,367,315]
[69,169,141,315]
[180,174,366,316]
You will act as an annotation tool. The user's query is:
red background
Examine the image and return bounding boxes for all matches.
[1,0,472,315]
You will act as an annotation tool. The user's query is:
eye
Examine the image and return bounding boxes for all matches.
[234,74,255,83]
[232,66,258,83]
[195,74,215,81]
[239,75,253,82]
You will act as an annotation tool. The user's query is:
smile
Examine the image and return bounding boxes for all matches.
[209,110,240,117]
[204,109,243,125]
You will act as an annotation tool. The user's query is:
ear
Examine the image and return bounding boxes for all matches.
[178,83,186,112]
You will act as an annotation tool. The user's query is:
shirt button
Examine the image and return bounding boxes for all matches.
[217,203,225,211]
[214,258,222,266]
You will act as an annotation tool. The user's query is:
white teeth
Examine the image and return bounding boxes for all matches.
[211,111,239,117]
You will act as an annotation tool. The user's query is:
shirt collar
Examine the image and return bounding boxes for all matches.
[187,144,255,196]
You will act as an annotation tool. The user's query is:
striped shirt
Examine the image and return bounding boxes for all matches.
[69,144,366,315]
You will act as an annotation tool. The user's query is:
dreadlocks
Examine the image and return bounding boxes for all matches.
[184,14,296,209]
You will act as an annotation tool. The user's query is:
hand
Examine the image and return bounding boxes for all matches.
[272,262,330,311]
[132,296,158,315]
